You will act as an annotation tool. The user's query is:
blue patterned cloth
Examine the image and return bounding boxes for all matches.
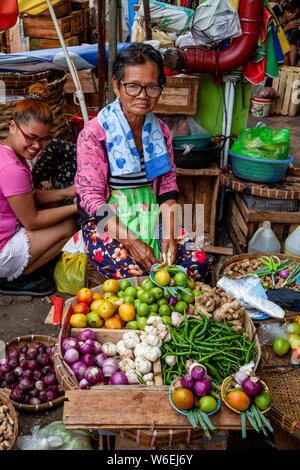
[97,99,171,180]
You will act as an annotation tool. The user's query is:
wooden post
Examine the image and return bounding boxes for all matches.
[108,0,118,103]
[143,0,152,40]
[98,0,106,110]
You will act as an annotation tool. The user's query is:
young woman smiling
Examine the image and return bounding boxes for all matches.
[0,83,78,296]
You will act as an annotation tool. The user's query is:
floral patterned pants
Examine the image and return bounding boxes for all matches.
[82,221,210,281]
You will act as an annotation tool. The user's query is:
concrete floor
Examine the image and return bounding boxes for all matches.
[1,110,299,452]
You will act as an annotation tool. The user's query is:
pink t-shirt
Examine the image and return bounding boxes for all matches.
[0,144,33,251]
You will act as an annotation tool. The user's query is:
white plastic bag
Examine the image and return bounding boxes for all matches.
[62,230,86,254]
[136,0,194,34]
[191,0,242,46]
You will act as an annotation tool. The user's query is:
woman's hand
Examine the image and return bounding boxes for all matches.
[284,19,300,31]
[63,184,77,199]
[161,238,178,266]
[126,238,158,272]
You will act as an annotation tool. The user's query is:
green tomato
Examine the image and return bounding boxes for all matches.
[254,391,272,411]
[176,293,183,301]
[136,288,145,299]
[86,312,103,328]
[139,291,155,305]
[273,337,290,357]
[126,320,138,330]
[134,298,142,309]
[193,289,202,297]
[125,286,137,298]
[148,303,158,313]
[175,301,188,314]
[137,302,150,317]
[124,295,135,305]
[174,271,188,287]
[182,292,195,304]
[150,286,163,300]
[161,315,172,327]
[119,279,131,291]
[199,396,217,414]
[142,278,155,291]
[117,291,126,299]
[157,298,168,307]
[159,304,172,316]
[137,317,148,330]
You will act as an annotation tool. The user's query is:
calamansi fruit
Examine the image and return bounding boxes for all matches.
[172,388,194,411]
[175,301,188,314]
[98,300,116,319]
[150,286,163,300]
[102,279,120,294]
[70,313,88,328]
[158,304,171,316]
[137,303,149,317]
[154,269,170,287]
[136,317,148,330]
[226,390,250,411]
[118,303,136,322]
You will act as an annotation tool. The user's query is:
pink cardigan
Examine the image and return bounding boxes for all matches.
[75,116,178,219]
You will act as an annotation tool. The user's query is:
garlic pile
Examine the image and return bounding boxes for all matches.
[117,316,171,386]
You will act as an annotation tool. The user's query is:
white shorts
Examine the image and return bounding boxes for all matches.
[0,227,31,281]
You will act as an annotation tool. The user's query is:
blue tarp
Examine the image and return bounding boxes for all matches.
[0,43,136,73]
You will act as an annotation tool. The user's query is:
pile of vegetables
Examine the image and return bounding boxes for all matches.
[222,365,273,439]
[0,403,15,450]
[161,312,257,385]
[170,363,220,440]
[0,342,64,406]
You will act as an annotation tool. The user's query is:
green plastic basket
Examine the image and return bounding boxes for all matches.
[173,134,213,149]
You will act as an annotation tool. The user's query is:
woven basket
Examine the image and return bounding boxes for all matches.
[221,375,271,415]
[4,335,65,411]
[0,389,19,450]
[259,342,300,440]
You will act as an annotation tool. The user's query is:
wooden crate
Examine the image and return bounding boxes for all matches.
[270,66,300,117]
[23,13,73,39]
[224,191,300,253]
[39,0,71,18]
[153,76,199,115]
[29,35,79,50]
[64,70,98,94]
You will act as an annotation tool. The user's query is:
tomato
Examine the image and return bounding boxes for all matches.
[273,337,290,356]
[105,315,123,329]
[175,301,188,314]
[136,317,148,330]
[87,312,103,328]
[150,287,163,300]
[103,279,120,294]
[254,391,272,411]
[92,292,103,301]
[142,278,155,291]
[182,291,195,304]
[158,304,171,316]
[199,396,217,414]
[126,320,138,330]
[90,298,105,312]
[154,269,170,287]
[174,271,188,287]
[287,333,300,348]
[137,302,150,317]
[139,291,154,305]
[157,298,168,307]
[172,388,194,411]
[226,390,250,411]
[98,300,116,319]
[117,291,126,299]
[73,302,90,314]
[76,288,93,305]
[125,286,137,299]
[124,295,135,305]
[148,303,158,313]
[118,303,136,322]
[119,279,131,291]
[286,322,300,336]
[70,313,87,328]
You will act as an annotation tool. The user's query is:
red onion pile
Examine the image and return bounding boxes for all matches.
[0,343,64,405]
[62,329,130,389]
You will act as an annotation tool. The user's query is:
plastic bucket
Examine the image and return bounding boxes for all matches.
[250,98,272,118]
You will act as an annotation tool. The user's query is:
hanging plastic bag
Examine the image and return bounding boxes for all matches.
[231,126,290,160]
[135,0,194,34]
[16,422,93,450]
[54,252,87,296]
[191,0,242,46]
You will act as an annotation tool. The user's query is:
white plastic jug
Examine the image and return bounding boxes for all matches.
[285,225,300,257]
[248,221,281,254]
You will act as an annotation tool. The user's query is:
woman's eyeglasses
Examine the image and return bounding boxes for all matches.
[120,81,163,98]
[16,123,52,146]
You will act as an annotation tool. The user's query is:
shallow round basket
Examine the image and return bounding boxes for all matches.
[53,341,79,392]
[150,264,187,287]
[169,382,220,417]
[221,375,271,415]
[4,335,65,411]
[0,389,19,450]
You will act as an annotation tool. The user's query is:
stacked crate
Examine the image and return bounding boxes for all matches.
[22,0,90,51]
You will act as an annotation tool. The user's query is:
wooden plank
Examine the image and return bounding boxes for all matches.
[227,208,247,248]
[234,192,249,222]
[231,198,248,236]
[203,245,234,255]
[64,70,98,94]
[154,76,199,115]
[270,76,280,114]
[29,35,79,50]
[275,71,287,114]
[208,174,220,245]
[63,389,244,430]
[176,164,220,177]
[224,218,243,254]
[288,71,300,117]
[281,71,293,115]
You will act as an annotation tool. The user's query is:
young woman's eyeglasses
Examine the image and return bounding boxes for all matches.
[120,81,163,98]
[16,123,52,146]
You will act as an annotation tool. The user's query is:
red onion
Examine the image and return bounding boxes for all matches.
[36,352,49,366]
[103,364,117,378]
[33,343,44,351]
[71,361,87,381]
[79,378,89,390]
[180,374,194,389]
[35,380,45,392]
[64,348,79,365]
[84,366,103,385]
[47,385,58,394]
[19,378,34,390]
[62,337,80,352]
[78,329,96,342]
[33,370,42,381]
[102,357,118,370]
[10,387,25,402]
[109,371,128,385]
[93,341,102,355]
[234,371,248,385]
[39,391,48,402]
[4,371,15,384]
[28,388,39,398]
[26,347,38,359]
[190,364,206,381]
[79,339,94,355]
[242,377,263,397]
[27,359,38,370]
[279,270,289,279]
[81,353,96,367]
[194,379,211,397]
[13,366,24,378]
[20,345,28,354]
[46,390,56,401]
[19,358,28,369]
[30,397,41,405]
[42,372,57,387]
[7,348,19,360]
[0,359,10,374]
[6,383,17,391]
[168,296,177,307]
[94,353,107,368]
[41,365,52,376]
[0,380,8,388]
[23,369,33,379]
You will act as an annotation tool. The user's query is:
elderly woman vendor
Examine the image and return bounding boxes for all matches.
[75,44,209,280]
